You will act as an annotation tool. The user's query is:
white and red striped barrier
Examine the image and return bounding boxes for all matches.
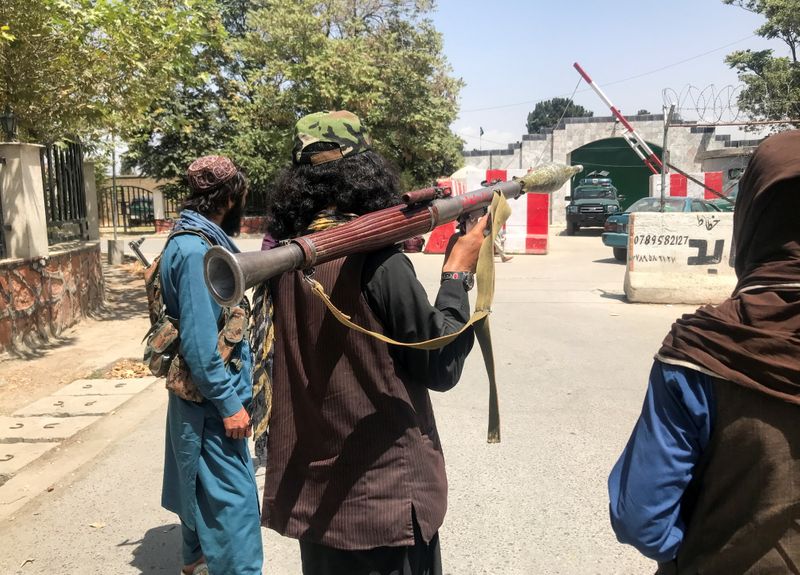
[649,172,724,200]
[424,168,549,255]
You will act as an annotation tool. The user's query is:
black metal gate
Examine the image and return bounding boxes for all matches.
[99,185,156,232]
[40,141,89,244]
[163,191,185,220]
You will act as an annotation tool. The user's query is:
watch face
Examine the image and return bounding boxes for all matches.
[463,273,475,291]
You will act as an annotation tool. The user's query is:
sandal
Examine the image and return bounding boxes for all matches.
[181,563,209,575]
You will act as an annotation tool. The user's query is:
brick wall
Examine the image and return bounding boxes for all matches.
[0,243,104,353]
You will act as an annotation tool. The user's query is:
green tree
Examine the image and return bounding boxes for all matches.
[526,98,593,134]
[0,0,216,141]
[123,0,243,197]
[125,0,464,199]
[237,0,464,187]
[723,0,800,125]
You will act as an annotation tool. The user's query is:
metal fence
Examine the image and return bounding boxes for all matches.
[40,142,89,244]
[99,185,157,233]
[245,188,267,217]
[96,182,266,233]
[164,192,185,219]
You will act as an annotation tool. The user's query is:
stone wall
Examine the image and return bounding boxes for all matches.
[0,243,104,353]
[462,115,756,226]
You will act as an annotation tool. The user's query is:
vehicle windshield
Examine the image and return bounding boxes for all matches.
[573,186,617,200]
[627,198,684,213]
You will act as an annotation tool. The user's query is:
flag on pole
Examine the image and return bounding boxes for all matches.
[480,127,485,136]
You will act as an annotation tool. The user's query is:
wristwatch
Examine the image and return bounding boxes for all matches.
[441,271,475,291]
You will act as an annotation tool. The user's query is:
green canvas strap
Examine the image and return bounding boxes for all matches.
[304,190,512,443]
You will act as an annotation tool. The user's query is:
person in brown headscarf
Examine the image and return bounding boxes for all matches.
[160,156,263,575]
[608,130,800,574]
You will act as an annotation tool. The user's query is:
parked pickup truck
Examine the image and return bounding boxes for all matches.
[565,171,622,235]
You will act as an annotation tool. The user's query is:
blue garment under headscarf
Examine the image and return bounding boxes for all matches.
[172,210,240,253]
[161,208,261,573]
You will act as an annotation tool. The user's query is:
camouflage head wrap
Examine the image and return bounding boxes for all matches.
[292,110,372,166]
[187,155,238,192]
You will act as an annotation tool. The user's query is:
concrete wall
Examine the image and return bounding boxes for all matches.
[0,242,104,353]
[624,212,736,304]
[106,175,163,191]
[462,115,755,226]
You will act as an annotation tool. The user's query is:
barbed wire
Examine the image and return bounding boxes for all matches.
[662,84,745,124]
[663,83,800,124]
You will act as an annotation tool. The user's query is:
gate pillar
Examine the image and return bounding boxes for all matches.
[0,143,48,260]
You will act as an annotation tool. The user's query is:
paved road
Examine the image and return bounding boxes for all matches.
[1,232,696,574]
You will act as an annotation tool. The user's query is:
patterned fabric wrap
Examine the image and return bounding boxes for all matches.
[292,111,372,165]
[303,208,358,233]
[187,155,238,192]
[249,285,274,460]
[248,209,360,461]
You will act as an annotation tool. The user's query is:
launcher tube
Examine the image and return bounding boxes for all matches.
[204,181,524,306]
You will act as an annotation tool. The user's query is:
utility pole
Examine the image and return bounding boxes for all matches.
[660,104,676,210]
[111,133,119,241]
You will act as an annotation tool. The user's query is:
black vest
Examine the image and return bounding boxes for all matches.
[660,379,800,574]
[262,254,447,549]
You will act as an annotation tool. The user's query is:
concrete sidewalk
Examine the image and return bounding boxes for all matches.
[0,262,152,415]
[0,260,156,520]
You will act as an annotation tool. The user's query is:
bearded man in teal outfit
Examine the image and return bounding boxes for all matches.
[160,155,263,575]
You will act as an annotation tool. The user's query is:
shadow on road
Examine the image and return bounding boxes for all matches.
[596,289,628,302]
[556,229,603,237]
[91,262,149,322]
[593,257,625,265]
[1,333,79,360]
[124,523,182,574]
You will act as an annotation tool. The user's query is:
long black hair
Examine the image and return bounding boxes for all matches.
[266,150,402,240]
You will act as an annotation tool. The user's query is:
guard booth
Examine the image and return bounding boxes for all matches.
[424,167,550,255]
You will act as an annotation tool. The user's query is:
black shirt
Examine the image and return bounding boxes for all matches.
[361,246,475,392]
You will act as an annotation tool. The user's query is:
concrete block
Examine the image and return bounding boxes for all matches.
[624,212,736,304]
[107,239,125,265]
[13,394,135,418]
[0,442,59,485]
[58,377,157,396]
[0,415,101,443]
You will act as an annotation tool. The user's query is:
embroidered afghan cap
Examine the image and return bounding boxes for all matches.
[293,110,372,165]
[187,155,238,192]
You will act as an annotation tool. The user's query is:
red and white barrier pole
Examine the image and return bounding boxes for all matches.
[573,62,663,174]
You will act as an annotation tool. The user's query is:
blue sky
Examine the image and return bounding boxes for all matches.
[430,0,787,150]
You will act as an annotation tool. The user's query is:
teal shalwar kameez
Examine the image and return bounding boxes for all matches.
[160,226,263,575]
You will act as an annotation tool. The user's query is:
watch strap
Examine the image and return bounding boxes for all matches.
[441,271,472,283]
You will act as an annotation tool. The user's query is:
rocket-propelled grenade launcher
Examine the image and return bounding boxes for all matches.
[204,163,583,306]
